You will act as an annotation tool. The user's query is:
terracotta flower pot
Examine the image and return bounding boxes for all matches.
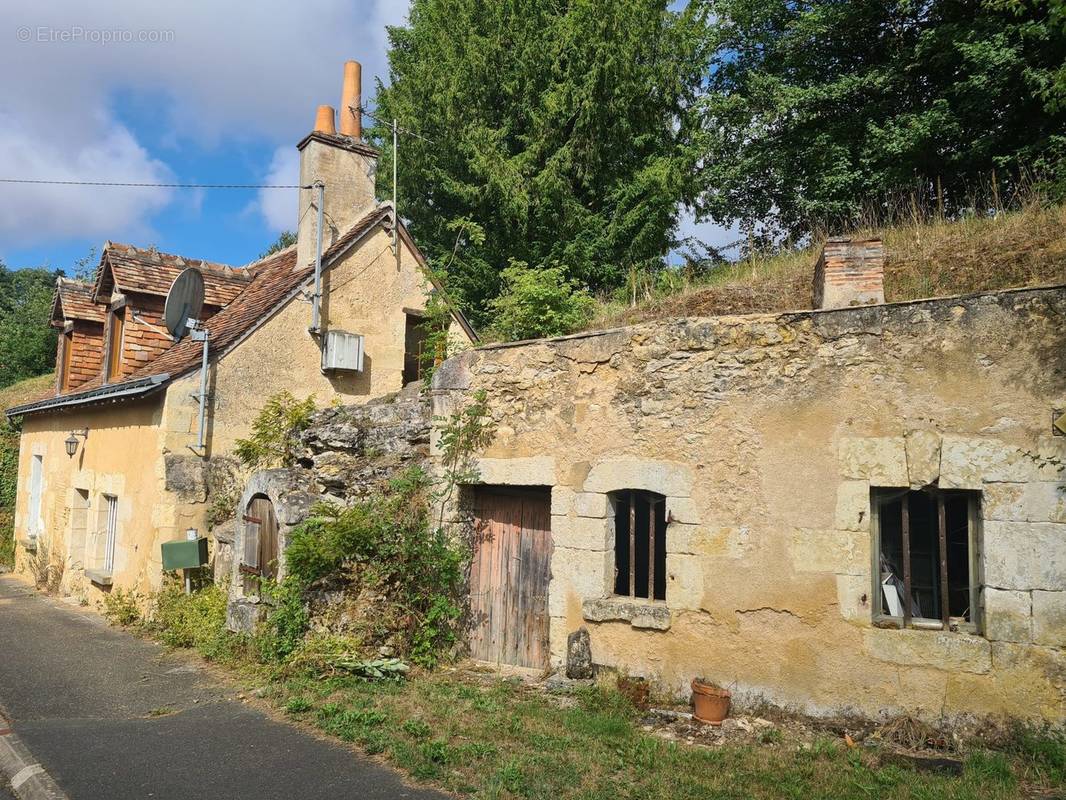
[691,678,731,726]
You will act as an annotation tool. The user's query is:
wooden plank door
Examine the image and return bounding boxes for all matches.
[242,496,279,592]
[469,487,552,669]
[252,496,279,580]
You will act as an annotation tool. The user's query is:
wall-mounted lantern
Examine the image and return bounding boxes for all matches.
[65,428,88,458]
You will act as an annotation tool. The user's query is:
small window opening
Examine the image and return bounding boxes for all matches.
[874,488,981,631]
[102,494,118,573]
[403,312,431,385]
[106,307,125,381]
[612,489,666,601]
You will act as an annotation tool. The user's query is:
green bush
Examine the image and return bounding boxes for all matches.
[262,467,466,667]
[148,580,236,661]
[255,579,309,663]
[487,261,595,341]
[102,589,142,627]
[234,391,316,470]
[0,510,14,570]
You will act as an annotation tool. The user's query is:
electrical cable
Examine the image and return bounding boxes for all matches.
[0,178,310,189]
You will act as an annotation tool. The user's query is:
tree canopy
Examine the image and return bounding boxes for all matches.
[692,0,1066,240]
[372,0,708,323]
[0,264,59,390]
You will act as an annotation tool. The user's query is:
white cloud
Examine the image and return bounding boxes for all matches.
[256,147,300,233]
[0,115,172,246]
[0,1,409,246]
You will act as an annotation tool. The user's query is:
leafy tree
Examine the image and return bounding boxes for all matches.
[487,261,594,341]
[259,231,297,259]
[692,0,1066,239]
[371,0,708,323]
[0,264,60,390]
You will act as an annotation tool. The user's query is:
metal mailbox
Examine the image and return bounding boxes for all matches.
[161,537,209,571]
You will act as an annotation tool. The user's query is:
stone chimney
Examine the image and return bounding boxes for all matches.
[812,237,885,310]
[296,60,377,271]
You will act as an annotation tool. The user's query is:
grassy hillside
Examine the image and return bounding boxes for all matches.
[0,372,54,568]
[589,201,1066,329]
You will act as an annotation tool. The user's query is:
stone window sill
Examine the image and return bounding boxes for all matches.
[873,614,980,636]
[582,598,671,631]
[84,568,113,587]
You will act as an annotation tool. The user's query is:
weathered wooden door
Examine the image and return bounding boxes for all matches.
[469,487,552,669]
[241,495,279,591]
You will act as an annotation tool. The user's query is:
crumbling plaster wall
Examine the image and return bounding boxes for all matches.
[433,286,1066,722]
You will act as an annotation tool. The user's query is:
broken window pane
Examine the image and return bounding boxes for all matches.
[873,488,980,628]
[612,490,666,601]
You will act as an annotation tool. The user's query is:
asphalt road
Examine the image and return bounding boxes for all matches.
[0,575,445,800]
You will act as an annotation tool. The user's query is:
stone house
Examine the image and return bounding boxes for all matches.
[5,61,475,601]
[432,242,1066,723]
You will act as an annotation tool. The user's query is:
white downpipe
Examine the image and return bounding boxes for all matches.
[190,320,209,453]
[311,181,325,332]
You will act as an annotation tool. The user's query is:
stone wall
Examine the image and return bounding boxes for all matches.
[225,385,432,630]
[432,286,1066,723]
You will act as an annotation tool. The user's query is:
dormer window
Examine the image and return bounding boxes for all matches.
[105,303,126,382]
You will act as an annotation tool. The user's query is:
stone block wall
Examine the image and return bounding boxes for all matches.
[433,286,1066,723]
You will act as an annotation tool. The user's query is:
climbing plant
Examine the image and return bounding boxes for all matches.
[234,391,316,470]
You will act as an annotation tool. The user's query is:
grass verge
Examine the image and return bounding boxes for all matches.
[268,670,1063,800]
[589,201,1066,330]
[115,572,1065,799]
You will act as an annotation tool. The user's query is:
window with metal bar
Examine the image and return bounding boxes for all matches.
[872,488,982,632]
[102,494,118,573]
[612,490,667,601]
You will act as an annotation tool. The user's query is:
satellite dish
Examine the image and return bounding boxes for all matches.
[164,268,205,341]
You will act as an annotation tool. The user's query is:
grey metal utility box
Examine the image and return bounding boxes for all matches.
[321,330,365,372]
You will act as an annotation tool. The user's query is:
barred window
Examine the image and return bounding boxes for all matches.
[612,490,667,601]
[872,488,982,632]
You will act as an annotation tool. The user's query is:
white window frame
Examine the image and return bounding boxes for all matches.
[102,494,118,573]
[28,454,44,539]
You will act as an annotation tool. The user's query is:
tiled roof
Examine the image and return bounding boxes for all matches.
[121,206,394,384]
[9,205,475,417]
[94,242,252,307]
[51,278,105,324]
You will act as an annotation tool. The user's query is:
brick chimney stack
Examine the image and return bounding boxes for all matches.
[295,60,378,271]
[812,237,885,310]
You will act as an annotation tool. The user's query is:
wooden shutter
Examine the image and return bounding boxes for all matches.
[107,308,125,380]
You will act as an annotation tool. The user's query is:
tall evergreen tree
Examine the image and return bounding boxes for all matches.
[692,0,1066,240]
[372,0,707,322]
[0,264,59,389]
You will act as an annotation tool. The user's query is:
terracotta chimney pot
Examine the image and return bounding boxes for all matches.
[339,60,362,139]
[314,105,336,135]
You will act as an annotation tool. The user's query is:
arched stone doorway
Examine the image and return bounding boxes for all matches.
[240,493,279,592]
[226,468,316,633]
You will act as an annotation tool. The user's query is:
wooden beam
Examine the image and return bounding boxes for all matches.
[629,495,636,599]
[902,495,912,628]
[938,492,950,628]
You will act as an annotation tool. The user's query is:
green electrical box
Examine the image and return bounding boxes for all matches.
[161,537,209,571]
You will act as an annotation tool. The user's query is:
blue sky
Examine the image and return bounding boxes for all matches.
[1,1,733,275]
